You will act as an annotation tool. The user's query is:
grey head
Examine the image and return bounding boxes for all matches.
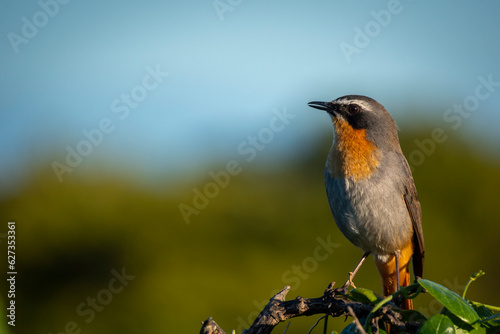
[308,95,401,152]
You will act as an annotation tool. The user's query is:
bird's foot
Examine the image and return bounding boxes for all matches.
[340,272,357,294]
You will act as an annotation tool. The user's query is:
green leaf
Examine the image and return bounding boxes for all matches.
[399,309,428,323]
[469,327,487,334]
[473,309,500,331]
[418,314,456,334]
[418,279,480,325]
[442,308,478,333]
[461,303,500,331]
[452,325,471,334]
[473,305,494,319]
[350,288,380,304]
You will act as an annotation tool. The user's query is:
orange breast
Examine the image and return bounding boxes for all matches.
[327,118,380,180]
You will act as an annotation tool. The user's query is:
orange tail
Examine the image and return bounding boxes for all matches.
[374,243,413,310]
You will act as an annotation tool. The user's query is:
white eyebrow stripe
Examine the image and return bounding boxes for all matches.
[335,98,373,111]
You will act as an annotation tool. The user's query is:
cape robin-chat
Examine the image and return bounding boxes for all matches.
[308,95,424,310]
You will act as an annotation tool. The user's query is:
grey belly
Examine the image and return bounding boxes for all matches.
[325,172,413,256]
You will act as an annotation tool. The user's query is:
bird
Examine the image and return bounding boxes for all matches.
[308,95,424,310]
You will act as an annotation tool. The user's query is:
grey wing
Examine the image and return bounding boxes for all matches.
[400,155,425,279]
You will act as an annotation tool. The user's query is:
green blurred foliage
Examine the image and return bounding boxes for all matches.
[0,128,499,333]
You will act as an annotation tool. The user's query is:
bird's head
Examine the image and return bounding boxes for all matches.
[308,95,400,151]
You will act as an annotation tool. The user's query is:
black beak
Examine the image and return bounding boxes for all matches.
[307,101,332,112]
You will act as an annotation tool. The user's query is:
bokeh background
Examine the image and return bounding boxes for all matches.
[1,1,500,333]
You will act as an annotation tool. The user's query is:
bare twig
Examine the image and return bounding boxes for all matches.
[347,306,367,334]
[281,322,290,334]
[306,315,327,334]
[200,317,226,334]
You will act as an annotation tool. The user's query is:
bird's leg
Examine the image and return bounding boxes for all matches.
[342,252,370,291]
[395,251,400,291]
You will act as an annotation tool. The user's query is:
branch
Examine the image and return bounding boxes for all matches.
[200,317,226,334]
[200,282,375,334]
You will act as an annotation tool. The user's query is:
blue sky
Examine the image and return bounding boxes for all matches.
[1,1,500,195]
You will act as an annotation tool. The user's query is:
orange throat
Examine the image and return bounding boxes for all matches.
[327,118,379,180]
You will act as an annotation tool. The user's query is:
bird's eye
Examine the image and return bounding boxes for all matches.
[348,104,360,115]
